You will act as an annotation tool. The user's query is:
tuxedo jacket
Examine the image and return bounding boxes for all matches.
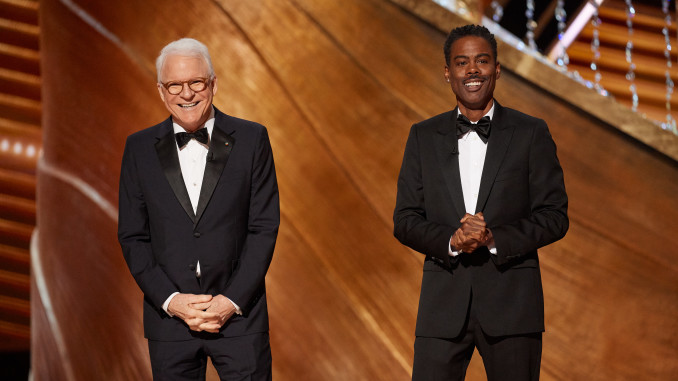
[118,107,279,341]
[393,101,568,339]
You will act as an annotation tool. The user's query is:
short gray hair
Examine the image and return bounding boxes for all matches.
[155,38,215,82]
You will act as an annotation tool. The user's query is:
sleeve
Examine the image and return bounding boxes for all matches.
[393,124,458,267]
[221,127,280,314]
[490,121,569,266]
[162,292,180,316]
[117,139,178,310]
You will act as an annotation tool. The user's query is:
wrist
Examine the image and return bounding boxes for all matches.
[484,229,494,246]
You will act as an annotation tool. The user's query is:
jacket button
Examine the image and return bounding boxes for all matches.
[193,232,201,238]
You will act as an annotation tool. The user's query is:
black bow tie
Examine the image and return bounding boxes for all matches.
[175,128,209,148]
[456,114,491,143]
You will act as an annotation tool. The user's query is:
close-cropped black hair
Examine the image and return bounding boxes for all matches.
[444,24,498,66]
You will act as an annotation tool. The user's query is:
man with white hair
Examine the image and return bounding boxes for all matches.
[118,37,279,380]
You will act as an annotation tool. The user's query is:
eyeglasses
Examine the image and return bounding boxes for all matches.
[160,77,212,95]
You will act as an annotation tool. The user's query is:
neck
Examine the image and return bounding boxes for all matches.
[457,99,493,122]
[176,106,214,132]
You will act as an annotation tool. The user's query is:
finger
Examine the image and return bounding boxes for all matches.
[463,219,486,230]
[461,225,484,234]
[186,319,203,332]
[460,243,479,253]
[465,214,485,224]
[460,213,474,223]
[190,302,212,310]
[196,311,220,320]
[183,311,219,322]
[452,231,465,249]
[468,215,486,223]
[460,236,481,245]
[461,218,484,229]
[464,225,486,234]
[204,299,227,312]
[186,294,213,304]
[465,232,485,241]
[199,322,222,332]
[460,227,483,238]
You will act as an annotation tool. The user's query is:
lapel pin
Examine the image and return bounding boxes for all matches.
[225,142,229,146]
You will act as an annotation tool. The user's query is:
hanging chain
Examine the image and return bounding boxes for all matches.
[661,0,677,132]
[525,0,537,50]
[624,0,639,111]
[555,0,569,69]
[491,1,504,22]
[589,0,606,94]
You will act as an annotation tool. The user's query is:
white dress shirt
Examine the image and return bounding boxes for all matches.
[174,120,214,216]
[449,104,497,256]
[162,109,241,315]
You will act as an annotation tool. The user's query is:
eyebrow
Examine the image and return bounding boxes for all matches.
[163,77,209,83]
[454,53,492,60]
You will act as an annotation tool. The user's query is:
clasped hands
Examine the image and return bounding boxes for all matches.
[450,212,494,254]
[167,293,236,333]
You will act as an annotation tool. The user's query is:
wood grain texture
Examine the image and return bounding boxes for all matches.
[34,0,678,380]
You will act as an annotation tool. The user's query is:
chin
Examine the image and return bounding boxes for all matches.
[464,96,492,109]
[174,112,205,125]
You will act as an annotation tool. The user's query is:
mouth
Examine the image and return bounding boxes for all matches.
[464,79,484,88]
[178,101,199,109]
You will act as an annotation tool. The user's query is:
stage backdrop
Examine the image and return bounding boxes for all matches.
[33,0,678,380]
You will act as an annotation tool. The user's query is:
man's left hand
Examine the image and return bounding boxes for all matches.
[197,294,236,333]
[456,213,495,253]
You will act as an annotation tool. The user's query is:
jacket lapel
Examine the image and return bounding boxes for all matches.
[154,119,196,223]
[194,111,235,225]
[476,101,513,213]
[435,108,467,220]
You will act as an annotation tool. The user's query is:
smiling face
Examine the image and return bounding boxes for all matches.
[444,36,500,120]
[157,54,217,132]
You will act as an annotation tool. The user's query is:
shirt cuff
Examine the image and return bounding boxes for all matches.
[448,235,460,257]
[449,236,497,255]
[227,297,242,315]
[488,242,497,255]
[162,292,180,316]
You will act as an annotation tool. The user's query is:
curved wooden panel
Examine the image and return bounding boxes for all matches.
[34,0,678,380]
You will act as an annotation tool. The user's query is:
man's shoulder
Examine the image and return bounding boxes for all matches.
[215,109,268,136]
[497,104,546,128]
[126,118,170,143]
[218,112,264,128]
[413,110,455,130]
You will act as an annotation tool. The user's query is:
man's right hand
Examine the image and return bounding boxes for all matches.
[167,293,219,332]
[451,213,488,253]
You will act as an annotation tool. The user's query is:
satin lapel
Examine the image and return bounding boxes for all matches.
[154,121,196,222]
[194,119,234,225]
[476,102,513,213]
[435,109,467,219]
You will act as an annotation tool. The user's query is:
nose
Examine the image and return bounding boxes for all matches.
[179,83,194,98]
[467,61,479,74]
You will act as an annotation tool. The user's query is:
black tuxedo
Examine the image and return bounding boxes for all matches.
[394,101,568,340]
[118,107,279,342]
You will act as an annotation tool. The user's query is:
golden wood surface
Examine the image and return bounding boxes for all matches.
[34,0,678,380]
[0,1,40,351]
[566,0,678,130]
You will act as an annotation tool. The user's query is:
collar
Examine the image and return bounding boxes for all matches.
[457,102,495,122]
[172,106,216,136]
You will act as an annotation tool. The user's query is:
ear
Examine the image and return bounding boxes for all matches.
[211,76,218,95]
[444,66,450,82]
[495,62,501,80]
[157,83,166,102]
